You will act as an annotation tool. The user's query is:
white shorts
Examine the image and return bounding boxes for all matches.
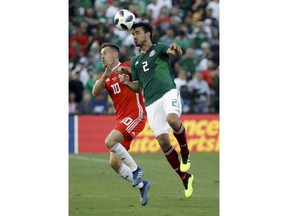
[146,88,182,137]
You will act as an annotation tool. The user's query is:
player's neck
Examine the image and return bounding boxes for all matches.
[112,61,121,71]
[141,41,152,53]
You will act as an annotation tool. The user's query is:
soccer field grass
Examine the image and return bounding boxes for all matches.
[69,153,219,216]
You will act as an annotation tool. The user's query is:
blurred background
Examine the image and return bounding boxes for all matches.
[69,0,219,115]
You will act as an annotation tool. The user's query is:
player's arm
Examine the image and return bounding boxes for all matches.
[119,74,142,93]
[167,43,183,58]
[92,76,105,97]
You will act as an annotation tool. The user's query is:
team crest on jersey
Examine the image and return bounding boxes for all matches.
[112,77,117,81]
[149,50,156,57]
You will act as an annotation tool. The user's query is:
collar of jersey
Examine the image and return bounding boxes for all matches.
[112,62,121,72]
[141,44,153,53]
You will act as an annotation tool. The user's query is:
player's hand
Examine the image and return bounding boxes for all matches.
[103,61,114,78]
[169,43,181,51]
[119,74,130,85]
[118,66,131,74]
[168,43,183,57]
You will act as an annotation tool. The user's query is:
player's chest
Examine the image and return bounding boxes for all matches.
[105,74,122,95]
[134,51,159,74]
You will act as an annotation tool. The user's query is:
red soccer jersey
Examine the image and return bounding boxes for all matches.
[97,62,146,122]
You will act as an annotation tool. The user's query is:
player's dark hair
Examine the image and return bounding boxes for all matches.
[101,43,120,53]
[132,22,153,40]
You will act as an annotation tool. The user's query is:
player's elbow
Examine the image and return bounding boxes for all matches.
[92,88,100,97]
[92,91,100,97]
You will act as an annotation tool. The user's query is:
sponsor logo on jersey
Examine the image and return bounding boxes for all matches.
[105,78,110,82]
[135,61,139,65]
[149,50,156,57]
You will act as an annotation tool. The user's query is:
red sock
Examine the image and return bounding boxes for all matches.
[164,146,186,180]
[173,123,189,156]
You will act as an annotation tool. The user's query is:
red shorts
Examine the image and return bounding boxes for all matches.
[114,115,146,150]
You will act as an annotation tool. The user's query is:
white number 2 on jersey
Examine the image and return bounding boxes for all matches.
[142,61,149,72]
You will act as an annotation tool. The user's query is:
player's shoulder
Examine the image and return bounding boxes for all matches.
[155,42,169,48]
[121,61,130,67]
[154,42,169,53]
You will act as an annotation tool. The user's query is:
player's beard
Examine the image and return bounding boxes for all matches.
[134,40,140,47]
[134,38,146,48]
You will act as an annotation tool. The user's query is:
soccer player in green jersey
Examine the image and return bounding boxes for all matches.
[119,22,194,198]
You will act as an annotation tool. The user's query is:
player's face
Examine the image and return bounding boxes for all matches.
[100,47,116,68]
[132,27,148,47]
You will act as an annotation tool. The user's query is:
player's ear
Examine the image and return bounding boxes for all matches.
[112,50,118,58]
[146,31,151,38]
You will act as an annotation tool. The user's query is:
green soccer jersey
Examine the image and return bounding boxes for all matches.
[131,43,176,106]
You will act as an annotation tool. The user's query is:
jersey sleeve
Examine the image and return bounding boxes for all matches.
[130,57,139,82]
[157,42,170,55]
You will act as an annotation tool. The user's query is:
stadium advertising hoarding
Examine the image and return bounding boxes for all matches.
[69,114,219,154]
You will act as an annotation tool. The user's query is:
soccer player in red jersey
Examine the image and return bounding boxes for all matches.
[92,43,150,206]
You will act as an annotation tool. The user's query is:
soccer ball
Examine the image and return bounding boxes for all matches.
[113,9,136,31]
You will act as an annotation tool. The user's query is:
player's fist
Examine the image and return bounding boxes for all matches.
[119,74,130,85]
[169,43,180,51]
[118,66,131,74]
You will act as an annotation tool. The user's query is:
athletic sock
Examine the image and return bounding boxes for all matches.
[173,123,189,159]
[164,146,187,180]
[110,142,138,172]
[118,163,143,188]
